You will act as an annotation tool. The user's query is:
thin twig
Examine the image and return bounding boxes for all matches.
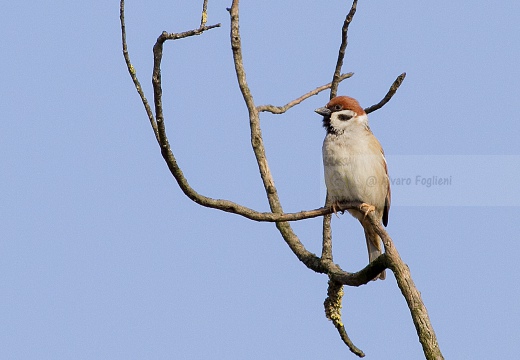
[322,4,359,328]
[330,0,358,99]
[321,195,333,261]
[335,322,365,358]
[201,0,209,26]
[364,72,407,114]
[151,26,220,159]
[228,1,283,211]
[325,0,358,264]
[325,279,365,357]
[324,2,359,353]
[257,73,354,114]
[120,0,159,142]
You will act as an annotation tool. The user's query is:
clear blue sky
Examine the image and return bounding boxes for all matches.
[1,1,519,359]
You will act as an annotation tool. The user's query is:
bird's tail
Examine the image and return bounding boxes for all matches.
[364,227,386,280]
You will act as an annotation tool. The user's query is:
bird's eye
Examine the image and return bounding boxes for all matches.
[333,104,342,111]
[338,114,353,121]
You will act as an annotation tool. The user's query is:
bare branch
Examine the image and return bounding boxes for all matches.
[227,0,374,288]
[325,279,365,357]
[323,1,359,350]
[120,1,359,227]
[151,28,220,206]
[330,0,358,99]
[119,0,159,142]
[257,73,354,114]
[156,25,221,42]
[121,2,442,358]
[119,0,220,143]
[326,251,389,286]
[321,195,333,261]
[365,213,444,360]
[201,0,209,27]
[228,1,284,211]
[365,72,407,114]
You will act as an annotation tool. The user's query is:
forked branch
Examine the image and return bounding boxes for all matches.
[120,0,443,359]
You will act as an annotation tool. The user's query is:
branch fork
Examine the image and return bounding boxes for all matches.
[120,0,442,358]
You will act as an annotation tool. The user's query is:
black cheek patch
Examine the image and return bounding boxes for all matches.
[338,114,353,121]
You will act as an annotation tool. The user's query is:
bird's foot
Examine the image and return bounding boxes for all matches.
[360,203,376,220]
[331,201,343,218]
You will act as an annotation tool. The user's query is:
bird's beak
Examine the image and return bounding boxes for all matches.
[315,107,331,117]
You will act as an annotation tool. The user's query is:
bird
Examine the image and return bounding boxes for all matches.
[315,96,390,280]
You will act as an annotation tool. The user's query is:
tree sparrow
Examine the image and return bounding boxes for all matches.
[315,96,390,280]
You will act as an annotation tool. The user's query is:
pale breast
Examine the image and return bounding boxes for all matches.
[322,130,388,212]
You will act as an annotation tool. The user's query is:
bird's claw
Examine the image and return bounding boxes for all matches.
[360,203,376,220]
[331,201,343,218]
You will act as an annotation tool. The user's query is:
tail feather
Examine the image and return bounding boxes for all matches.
[364,228,386,280]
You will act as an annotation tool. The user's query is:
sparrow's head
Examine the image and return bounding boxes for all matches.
[315,96,367,135]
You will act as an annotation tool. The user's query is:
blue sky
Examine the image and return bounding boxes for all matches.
[1,1,519,359]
